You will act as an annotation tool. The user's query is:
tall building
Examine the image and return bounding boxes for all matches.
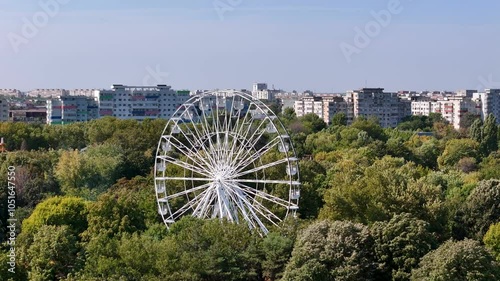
[0,96,9,122]
[322,96,351,125]
[411,91,481,129]
[94,84,190,120]
[480,89,500,123]
[348,88,410,128]
[251,82,277,101]
[294,96,323,118]
[47,95,99,125]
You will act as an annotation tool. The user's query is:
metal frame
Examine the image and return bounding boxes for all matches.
[154,90,300,235]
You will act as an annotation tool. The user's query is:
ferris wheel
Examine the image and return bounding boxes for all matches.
[154,90,300,234]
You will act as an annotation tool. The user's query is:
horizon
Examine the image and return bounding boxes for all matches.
[1,0,500,92]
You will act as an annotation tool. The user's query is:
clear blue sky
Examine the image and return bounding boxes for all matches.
[1,0,499,92]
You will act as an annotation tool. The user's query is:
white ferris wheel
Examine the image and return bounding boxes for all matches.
[154,90,300,235]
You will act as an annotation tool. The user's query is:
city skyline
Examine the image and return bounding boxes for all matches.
[1,0,500,91]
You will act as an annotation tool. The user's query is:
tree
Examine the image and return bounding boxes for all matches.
[282,220,378,281]
[457,179,500,240]
[320,157,439,227]
[410,239,500,281]
[484,222,500,262]
[156,217,261,281]
[21,196,89,237]
[25,225,82,281]
[469,119,483,143]
[438,139,480,169]
[55,144,125,195]
[82,176,156,241]
[298,113,327,134]
[481,114,498,156]
[352,116,386,141]
[372,213,437,281]
[331,112,347,127]
[260,232,294,281]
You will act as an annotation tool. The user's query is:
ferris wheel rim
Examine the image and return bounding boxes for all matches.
[154,89,300,235]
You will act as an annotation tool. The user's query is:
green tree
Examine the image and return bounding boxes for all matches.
[410,239,500,281]
[282,220,378,281]
[298,113,327,134]
[331,112,347,127]
[21,196,89,237]
[470,119,483,143]
[484,222,500,262]
[372,213,437,281]
[82,176,156,241]
[352,116,386,141]
[481,114,498,156]
[438,138,480,169]
[260,232,294,281]
[25,225,82,281]
[456,179,500,240]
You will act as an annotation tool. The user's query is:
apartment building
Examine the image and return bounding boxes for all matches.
[322,96,351,125]
[94,84,190,120]
[0,96,9,121]
[251,83,278,101]
[47,95,99,125]
[294,96,323,118]
[480,89,500,123]
[411,91,481,129]
[348,88,410,128]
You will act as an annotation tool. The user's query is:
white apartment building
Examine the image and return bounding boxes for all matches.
[322,96,351,125]
[251,83,278,101]
[94,84,190,120]
[411,100,440,116]
[0,96,9,121]
[0,89,22,97]
[348,88,410,128]
[480,89,500,123]
[28,89,68,98]
[411,92,481,129]
[294,96,323,118]
[47,95,99,125]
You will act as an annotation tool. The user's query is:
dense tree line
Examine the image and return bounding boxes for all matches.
[1,112,500,280]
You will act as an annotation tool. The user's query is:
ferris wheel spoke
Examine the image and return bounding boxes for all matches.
[158,142,212,174]
[231,136,282,173]
[232,182,291,208]
[228,125,267,169]
[165,182,212,200]
[192,186,217,218]
[173,123,217,168]
[232,157,289,178]
[156,176,211,181]
[230,178,299,185]
[171,187,213,220]
[173,116,218,167]
[225,183,270,232]
[157,155,211,177]
[225,182,277,229]
[229,185,282,224]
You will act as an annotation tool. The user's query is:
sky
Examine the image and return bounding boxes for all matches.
[0,0,500,92]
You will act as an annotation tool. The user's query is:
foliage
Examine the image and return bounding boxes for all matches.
[55,144,125,195]
[320,156,445,229]
[484,222,500,262]
[25,225,82,281]
[455,179,500,240]
[410,239,500,281]
[282,220,378,281]
[371,213,437,281]
[83,176,156,241]
[331,112,347,126]
[438,138,480,169]
[21,196,89,237]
